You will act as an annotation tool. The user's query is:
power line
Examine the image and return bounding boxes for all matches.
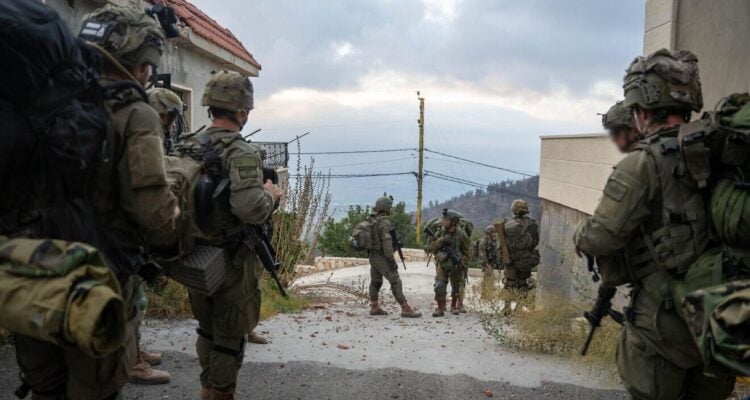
[294,148,417,155]
[290,172,417,179]
[425,170,539,199]
[424,148,537,177]
[425,155,539,176]
[315,156,417,169]
[259,119,413,132]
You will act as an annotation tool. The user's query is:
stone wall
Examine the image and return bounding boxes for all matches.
[295,248,429,275]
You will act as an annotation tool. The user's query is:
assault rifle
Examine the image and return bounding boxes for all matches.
[423,226,464,269]
[240,224,288,298]
[390,228,407,270]
[581,284,624,356]
[240,166,288,298]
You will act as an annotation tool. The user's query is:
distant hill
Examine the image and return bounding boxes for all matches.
[422,176,540,233]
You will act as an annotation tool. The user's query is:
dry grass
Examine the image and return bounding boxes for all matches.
[259,277,309,320]
[469,279,620,371]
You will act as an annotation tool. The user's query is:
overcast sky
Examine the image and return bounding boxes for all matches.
[191,0,645,213]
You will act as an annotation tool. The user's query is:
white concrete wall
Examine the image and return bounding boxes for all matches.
[538,134,624,216]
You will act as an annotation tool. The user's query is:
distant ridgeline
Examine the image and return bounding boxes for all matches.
[422,176,540,233]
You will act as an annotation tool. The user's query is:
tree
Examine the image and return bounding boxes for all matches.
[318,202,418,257]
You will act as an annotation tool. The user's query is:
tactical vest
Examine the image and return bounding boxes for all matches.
[368,215,388,253]
[627,128,709,279]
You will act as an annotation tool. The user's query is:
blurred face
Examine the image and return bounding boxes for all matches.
[608,126,638,153]
[236,109,250,130]
[132,63,153,86]
[441,217,452,230]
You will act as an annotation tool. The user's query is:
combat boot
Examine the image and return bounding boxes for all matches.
[451,297,459,315]
[140,350,162,366]
[248,330,268,344]
[458,298,467,314]
[129,359,171,385]
[432,299,446,317]
[370,300,388,316]
[210,388,235,400]
[399,300,422,318]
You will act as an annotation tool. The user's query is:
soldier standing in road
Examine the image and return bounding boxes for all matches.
[173,70,280,400]
[574,49,736,399]
[366,195,422,318]
[147,87,184,153]
[602,100,639,154]
[498,200,539,291]
[426,209,470,316]
[13,5,181,398]
[478,225,501,280]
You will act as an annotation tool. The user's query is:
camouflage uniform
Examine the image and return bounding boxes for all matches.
[426,210,469,316]
[478,225,500,279]
[502,200,539,290]
[177,71,275,399]
[574,49,735,400]
[147,87,183,153]
[367,196,421,318]
[14,5,179,400]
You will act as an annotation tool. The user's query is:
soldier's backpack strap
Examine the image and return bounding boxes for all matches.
[197,133,230,199]
[679,118,714,189]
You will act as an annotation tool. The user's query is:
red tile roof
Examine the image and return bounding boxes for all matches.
[155,0,261,70]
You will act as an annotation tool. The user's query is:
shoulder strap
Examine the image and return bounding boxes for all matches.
[197,133,230,199]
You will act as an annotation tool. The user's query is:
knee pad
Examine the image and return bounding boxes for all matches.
[434,281,447,296]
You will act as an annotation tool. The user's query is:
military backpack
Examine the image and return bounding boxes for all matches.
[350,219,376,252]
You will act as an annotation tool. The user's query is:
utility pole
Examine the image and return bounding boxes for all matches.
[415,91,425,244]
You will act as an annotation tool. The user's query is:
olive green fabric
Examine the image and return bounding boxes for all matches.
[426,227,469,300]
[623,49,703,113]
[82,4,165,68]
[189,256,259,391]
[573,125,734,398]
[616,324,735,400]
[711,178,750,248]
[368,215,405,302]
[502,215,539,288]
[0,238,125,358]
[179,124,274,392]
[602,100,635,130]
[683,280,750,377]
[201,70,254,112]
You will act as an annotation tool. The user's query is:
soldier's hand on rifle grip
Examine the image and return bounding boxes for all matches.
[264,179,282,204]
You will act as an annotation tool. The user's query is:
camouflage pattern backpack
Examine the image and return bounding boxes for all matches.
[0,237,126,358]
[677,93,750,375]
[350,219,375,252]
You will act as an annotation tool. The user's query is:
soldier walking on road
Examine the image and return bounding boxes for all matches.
[173,70,281,400]
[574,49,736,399]
[426,209,470,316]
[478,225,501,280]
[498,200,539,292]
[366,195,422,318]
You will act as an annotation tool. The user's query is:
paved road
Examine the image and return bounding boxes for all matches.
[0,262,627,399]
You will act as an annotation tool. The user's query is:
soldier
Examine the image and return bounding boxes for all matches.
[367,195,422,318]
[602,100,639,153]
[478,225,500,280]
[426,209,470,316]
[500,199,539,291]
[574,49,735,399]
[175,70,280,400]
[12,4,181,399]
[147,87,184,152]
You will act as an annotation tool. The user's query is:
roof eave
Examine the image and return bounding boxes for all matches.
[178,27,260,77]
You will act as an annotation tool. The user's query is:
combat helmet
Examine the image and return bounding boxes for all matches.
[442,208,462,224]
[79,4,165,69]
[511,199,529,216]
[623,49,703,113]
[147,87,183,116]
[373,194,393,214]
[201,70,254,112]
[602,101,635,130]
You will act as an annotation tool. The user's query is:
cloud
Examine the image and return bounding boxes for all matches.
[421,0,462,23]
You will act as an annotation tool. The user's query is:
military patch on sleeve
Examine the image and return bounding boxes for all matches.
[233,156,259,180]
[603,178,628,202]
